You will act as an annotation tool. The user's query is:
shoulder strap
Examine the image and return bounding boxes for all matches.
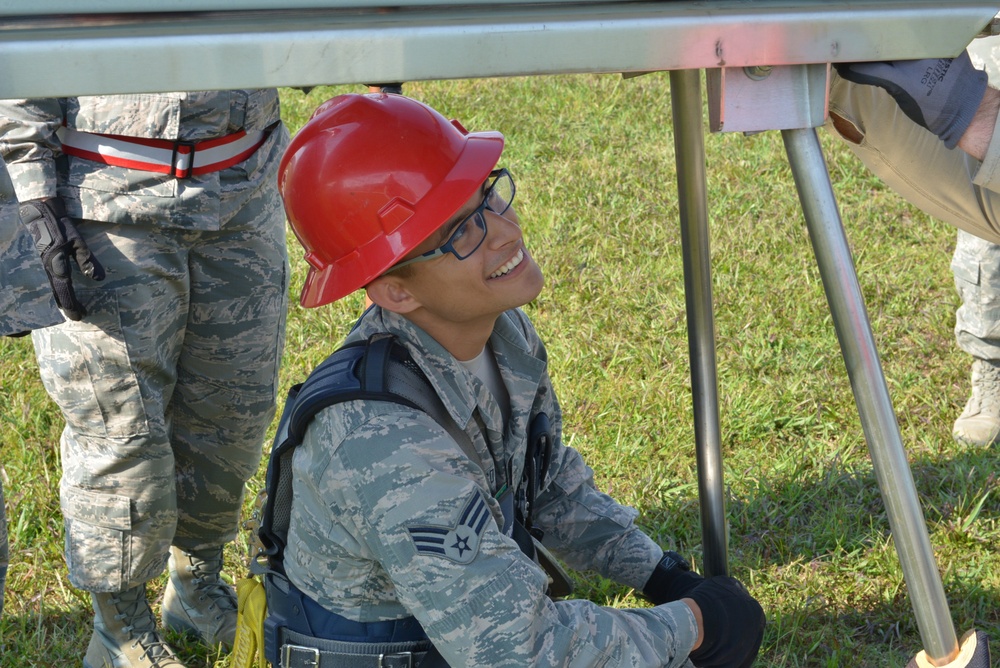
[257,334,476,573]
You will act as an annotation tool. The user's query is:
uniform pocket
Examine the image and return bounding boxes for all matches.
[68,93,183,137]
[63,156,179,200]
[61,485,132,591]
[34,289,150,439]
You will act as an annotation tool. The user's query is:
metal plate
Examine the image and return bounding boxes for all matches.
[707,64,830,132]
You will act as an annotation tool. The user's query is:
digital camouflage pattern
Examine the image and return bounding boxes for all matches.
[0,154,62,335]
[0,91,290,592]
[952,229,1000,360]
[284,306,699,667]
[953,39,1000,362]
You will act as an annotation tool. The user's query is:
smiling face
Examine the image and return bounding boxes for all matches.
[367,172,544,360]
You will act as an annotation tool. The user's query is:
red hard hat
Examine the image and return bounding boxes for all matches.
[279,93,505,307]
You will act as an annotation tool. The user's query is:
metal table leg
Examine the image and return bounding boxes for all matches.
[669,69,729,578]
[782,127,960,665]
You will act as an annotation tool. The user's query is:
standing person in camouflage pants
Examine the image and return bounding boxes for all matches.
[0,92,289,667]
[1,152,67,623]
[269,93,766,668]
[951,37,1000,447]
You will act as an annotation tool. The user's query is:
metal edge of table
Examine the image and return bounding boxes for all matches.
[0,1,994,97]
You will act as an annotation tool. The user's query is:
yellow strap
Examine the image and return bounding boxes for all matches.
[233,577,269,668]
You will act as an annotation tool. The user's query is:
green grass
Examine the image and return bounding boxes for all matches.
[2,73,998,667]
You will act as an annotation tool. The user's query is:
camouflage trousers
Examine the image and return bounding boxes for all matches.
[952,230,1000,362]
[951,40,1000,363]
[0,154,61,336]
[31,201,288,592]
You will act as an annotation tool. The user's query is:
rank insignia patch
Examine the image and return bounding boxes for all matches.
[407,490,491,564]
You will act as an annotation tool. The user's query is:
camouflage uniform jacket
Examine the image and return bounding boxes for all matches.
[0,91,283,229]
[285,307,698,667]
[0,154,61,335]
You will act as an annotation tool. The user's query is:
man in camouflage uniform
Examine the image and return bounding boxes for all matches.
[951,38,1000,447]
[0,153,66,622]
[0,91,289,667]
[273,93,765,668]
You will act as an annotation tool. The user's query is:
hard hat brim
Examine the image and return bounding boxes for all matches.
[299,129,505,307]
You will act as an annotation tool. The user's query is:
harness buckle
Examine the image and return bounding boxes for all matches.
[170,140,197,178]
[282,643,321,668]
[379,651,414,668]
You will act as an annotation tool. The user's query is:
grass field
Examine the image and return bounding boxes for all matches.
[1,74,998,667]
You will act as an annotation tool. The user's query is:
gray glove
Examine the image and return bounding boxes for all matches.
[19,197,105,321]
[835,52,989,149]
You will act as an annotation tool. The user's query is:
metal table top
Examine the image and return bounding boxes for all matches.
[0,1,995,97]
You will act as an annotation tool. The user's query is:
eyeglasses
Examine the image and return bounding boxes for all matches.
[387,168,515,272]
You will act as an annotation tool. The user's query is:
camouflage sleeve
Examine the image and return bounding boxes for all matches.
[505,309,663,590]
[0,98,65,201]
[967,33,1000,193]
[311,408,698,667]
[532,442,663,591]
[0,154,62,334]
[971,102,1000,195]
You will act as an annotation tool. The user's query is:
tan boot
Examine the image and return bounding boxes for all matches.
[84,585,187,668]
[161,546,237,650]
[953,358,1000,447]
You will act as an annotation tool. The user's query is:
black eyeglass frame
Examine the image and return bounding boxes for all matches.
[385,168,515,273]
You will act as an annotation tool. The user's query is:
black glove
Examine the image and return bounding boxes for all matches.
[642,551,704,605]
[835,52,989,149]
[19,198,105,321]
[686,576,766,668]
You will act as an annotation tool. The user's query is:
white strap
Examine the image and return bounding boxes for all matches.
[56,125,268,177]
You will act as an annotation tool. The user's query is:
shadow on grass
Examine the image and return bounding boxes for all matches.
[763,581,999,667]
[732,446,999,666]
[730,446,999,571]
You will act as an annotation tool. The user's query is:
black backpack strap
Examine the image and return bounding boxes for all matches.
[257,341,369,572]
[258,334,478,573]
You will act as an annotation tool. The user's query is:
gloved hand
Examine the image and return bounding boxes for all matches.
[834,52,989,149]
[686,575,766,668]
[642,551,704,605]
[19,197,105,321]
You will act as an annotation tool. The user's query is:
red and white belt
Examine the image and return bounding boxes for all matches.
[56,125,271,178]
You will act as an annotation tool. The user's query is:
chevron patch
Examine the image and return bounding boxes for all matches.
[407,490,491,564]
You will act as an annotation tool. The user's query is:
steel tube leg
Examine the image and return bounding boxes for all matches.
[669,69,728,578]
[782,127,959,664]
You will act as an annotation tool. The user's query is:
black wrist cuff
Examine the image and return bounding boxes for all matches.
[642,550,701,605]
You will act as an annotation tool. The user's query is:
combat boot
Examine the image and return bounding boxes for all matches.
[953,357,1000,447]
[84,585,187,668]
[161,546,237,649]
